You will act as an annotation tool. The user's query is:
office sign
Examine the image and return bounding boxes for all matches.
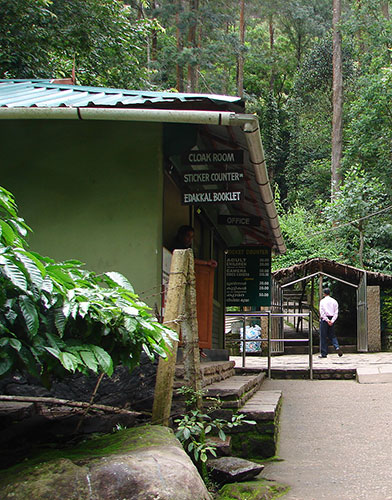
[225,246,271,308]
[218,215,261,227]
[182,150,244,165]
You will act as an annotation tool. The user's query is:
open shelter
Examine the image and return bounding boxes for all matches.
[272,258,392,352]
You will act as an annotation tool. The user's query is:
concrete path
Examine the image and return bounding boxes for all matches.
[231,352,392,371]
[260,378,392,500]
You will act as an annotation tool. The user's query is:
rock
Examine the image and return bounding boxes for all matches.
[215,478,289,499]
[0,425,211,500]
[206,435,232,457]
[207,456,264,484]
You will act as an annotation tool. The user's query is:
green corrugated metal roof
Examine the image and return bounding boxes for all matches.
[0,79,242,108]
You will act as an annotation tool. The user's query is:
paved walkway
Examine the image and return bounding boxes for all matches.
[231,352,392,371]
[260,378,392,500]
[230,353,392,499]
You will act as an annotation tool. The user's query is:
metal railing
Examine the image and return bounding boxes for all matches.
[225,311,313,379]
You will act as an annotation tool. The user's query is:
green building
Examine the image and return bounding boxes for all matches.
[0,79,285,360]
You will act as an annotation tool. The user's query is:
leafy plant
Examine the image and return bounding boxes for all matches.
[174,386,255,483]
[0,186,177,381]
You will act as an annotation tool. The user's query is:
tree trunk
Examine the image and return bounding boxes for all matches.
[151,0,158,62]
[269,14,275,91]
[237,0,245,97]
[381,2,390,19]
[186,0,199,92]
[331,0,343,198]
[176,1,184,92]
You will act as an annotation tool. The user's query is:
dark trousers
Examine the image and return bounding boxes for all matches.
[320,318,339,357]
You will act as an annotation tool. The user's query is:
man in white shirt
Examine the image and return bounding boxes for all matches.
[319,288,343,358]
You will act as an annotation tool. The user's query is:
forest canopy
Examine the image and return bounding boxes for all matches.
[1,0,392,272]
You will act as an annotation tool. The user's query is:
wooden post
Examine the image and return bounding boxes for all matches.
[152,249,189,426]
[182,251,202,409]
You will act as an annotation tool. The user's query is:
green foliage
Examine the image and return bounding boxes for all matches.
[174,386,255,483]
[272,199,346,271]
[0,0,153,88]
[323,165,390,268]
[344,67,392,189]
[0,186,177,380]
[381,289,392,331]
[0,0,54,79]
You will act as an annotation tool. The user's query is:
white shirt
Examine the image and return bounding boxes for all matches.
[320,295,338,323]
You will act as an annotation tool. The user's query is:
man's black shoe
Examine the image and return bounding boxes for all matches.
[336,348,343,357]
[318,355,327,358]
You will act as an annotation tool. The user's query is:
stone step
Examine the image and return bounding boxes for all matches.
[230,389,282,459]
[174,360,235,389]
[234,363,356,380]
[239,389,282,421]
[284,344,357,355]
[356,365,392,384]
[204,372,265,408]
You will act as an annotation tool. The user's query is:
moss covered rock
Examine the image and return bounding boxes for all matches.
[0,425,211,500]
[215,478,289,500]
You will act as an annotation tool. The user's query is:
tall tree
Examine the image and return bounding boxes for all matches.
[331,0,343,197]
[237,0,245,97]
[186,0,199,92]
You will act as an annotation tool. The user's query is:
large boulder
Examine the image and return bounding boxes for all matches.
[0,425,211,500]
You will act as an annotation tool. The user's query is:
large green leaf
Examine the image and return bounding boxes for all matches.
[123,306,139,316]
[0,355,13,376]
[124,316,138,333]
[9,338,22,351]
[17,346,41,378]
[105,272,134,292]
[44,346,61,360]
[19,295,39,337]
[80,349,99,373]
[15,250,44,290]
[45,332,66,350]
[41,276,54,294]
[91,345,113,376]
[0,187,18,217]
[78,301,90,318]
[47,266,75,288]
[54,308,67,336]
[0,220,16,246]
[9,218,30,239]
[3,262,28,291]
[59,352,79,372]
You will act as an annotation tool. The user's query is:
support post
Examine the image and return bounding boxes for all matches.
[181,251,202,409]
[152,250,189,426]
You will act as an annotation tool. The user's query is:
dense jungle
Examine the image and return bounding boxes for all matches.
[2,0,392,272]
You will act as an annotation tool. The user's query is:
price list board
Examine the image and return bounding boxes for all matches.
[225,246,271,308]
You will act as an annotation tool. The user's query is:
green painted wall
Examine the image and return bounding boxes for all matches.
[0,119,163,307]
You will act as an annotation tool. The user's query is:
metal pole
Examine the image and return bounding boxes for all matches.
[309,311,313,380]
[267,311,271,379]
[242,315,246,368]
